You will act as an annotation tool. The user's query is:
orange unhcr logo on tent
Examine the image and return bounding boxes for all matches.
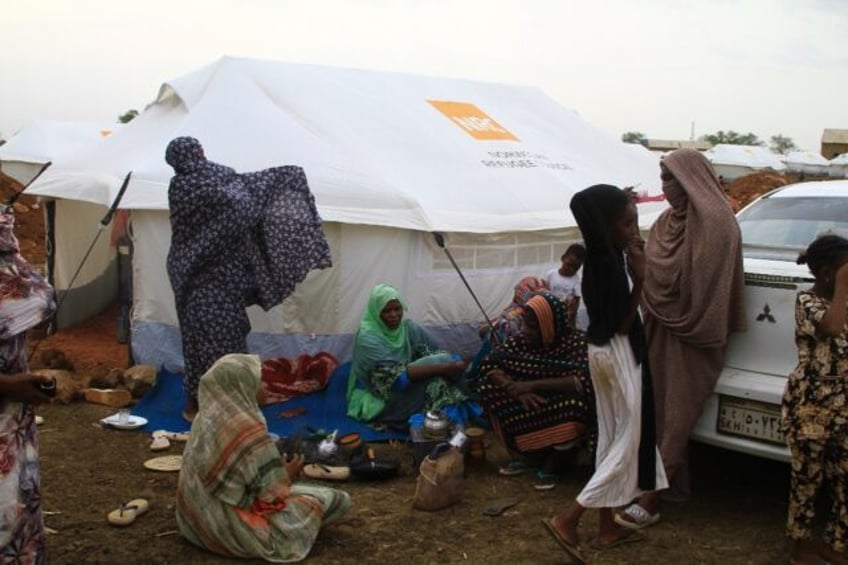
[428,100,518,141]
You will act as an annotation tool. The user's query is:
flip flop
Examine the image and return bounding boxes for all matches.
[614,503,660,530]
[542,518,586,564]
[588,529,646,550]
[107,498,149,526]
[149,436,170,451]
[152,430,190,442]
[302,463,351,481]
[533,470,561,491]
[498,460,534,476]
[482,497,520,517]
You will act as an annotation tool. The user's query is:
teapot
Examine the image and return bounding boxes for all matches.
[423,410,449,439]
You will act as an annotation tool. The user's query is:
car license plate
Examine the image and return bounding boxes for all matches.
[717,395,785,445]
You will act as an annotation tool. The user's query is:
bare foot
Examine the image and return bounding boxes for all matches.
[549,514,579,547]
[543,514,585,564]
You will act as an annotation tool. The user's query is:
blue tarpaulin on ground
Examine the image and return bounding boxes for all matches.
[131,361,407,442]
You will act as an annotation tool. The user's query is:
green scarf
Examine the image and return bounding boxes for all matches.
[358,284,408,349]
[346,284,409,421]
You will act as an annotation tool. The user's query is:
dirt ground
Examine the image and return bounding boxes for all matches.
[30,309,795,565]
[6,169,801,563]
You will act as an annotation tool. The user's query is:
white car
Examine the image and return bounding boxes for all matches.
[691,180,848,462]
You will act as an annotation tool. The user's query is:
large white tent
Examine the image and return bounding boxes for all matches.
[0,121,122,328]
[703,144,786,181]
[25,56,666,370]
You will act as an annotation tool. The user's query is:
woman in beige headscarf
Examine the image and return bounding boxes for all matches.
[616,148,746,530]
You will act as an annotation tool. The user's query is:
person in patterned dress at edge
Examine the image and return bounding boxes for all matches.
[177,353,350,562]
[475,290,595,491]
[782,235,848,565]
[0,209,56,563]
[544,185,667,563]
[616,148,746,530]
[165,137,332,422]
[346,284,471,431]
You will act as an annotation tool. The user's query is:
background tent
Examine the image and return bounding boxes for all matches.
[25,56,667,371]
[829,153,848,178]
[0,120,119,183]
[0,121,121,328]
[782,150,830,175]
[703,144,786,181]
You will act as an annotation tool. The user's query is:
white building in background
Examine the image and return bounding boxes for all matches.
[782,150,830,176]
[703,144,786,182]
[830,153,848,178]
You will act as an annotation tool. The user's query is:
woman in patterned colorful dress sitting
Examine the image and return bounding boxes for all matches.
[476,290,595,490]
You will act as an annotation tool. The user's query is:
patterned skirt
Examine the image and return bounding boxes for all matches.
[478,378,591,454]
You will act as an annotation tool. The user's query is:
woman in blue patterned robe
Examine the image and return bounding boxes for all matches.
[165,137,331,421]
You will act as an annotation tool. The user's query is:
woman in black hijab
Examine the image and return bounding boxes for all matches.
[543,185,667,561]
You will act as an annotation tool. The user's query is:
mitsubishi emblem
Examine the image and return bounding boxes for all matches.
[756,304,776,323]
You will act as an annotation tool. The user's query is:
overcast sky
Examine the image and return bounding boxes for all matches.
[2,0,846,151]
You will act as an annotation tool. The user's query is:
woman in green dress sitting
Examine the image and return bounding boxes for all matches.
[347,284,471,430]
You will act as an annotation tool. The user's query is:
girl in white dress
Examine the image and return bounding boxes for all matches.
[543,184,667,562]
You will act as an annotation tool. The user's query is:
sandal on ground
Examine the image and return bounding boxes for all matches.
[153,429,190,442]
[302,463,351,481]
[149,436,170,451]
[483,497,520,517]
[614,503,660,530]
[498,460,534,476]
[589,529,646,550]
[107,498,149,526]
[533,470,561,491]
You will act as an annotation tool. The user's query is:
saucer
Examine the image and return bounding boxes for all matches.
[101,414,148,430]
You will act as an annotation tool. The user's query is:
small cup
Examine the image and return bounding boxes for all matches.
[37,377,57,398]
[465,427,487,465]
[117,408,131,425]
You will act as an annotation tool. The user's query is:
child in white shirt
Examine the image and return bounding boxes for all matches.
[545,244,586,329]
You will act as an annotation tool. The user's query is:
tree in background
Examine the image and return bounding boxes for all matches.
[621,131,648,145]
[769,134,796,155]
[118,109,139,124]
[699,130,763,146]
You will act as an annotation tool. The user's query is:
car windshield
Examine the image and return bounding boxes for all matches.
[737,196,848,261]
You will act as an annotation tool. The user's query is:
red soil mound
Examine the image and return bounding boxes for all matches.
[1,170,127,375]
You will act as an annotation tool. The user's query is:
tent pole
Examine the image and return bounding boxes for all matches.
[3,161,52,211]
[432,232,501,347]
[27,171,132,363]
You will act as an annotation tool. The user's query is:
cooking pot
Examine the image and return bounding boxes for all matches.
[349,447,399,481]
